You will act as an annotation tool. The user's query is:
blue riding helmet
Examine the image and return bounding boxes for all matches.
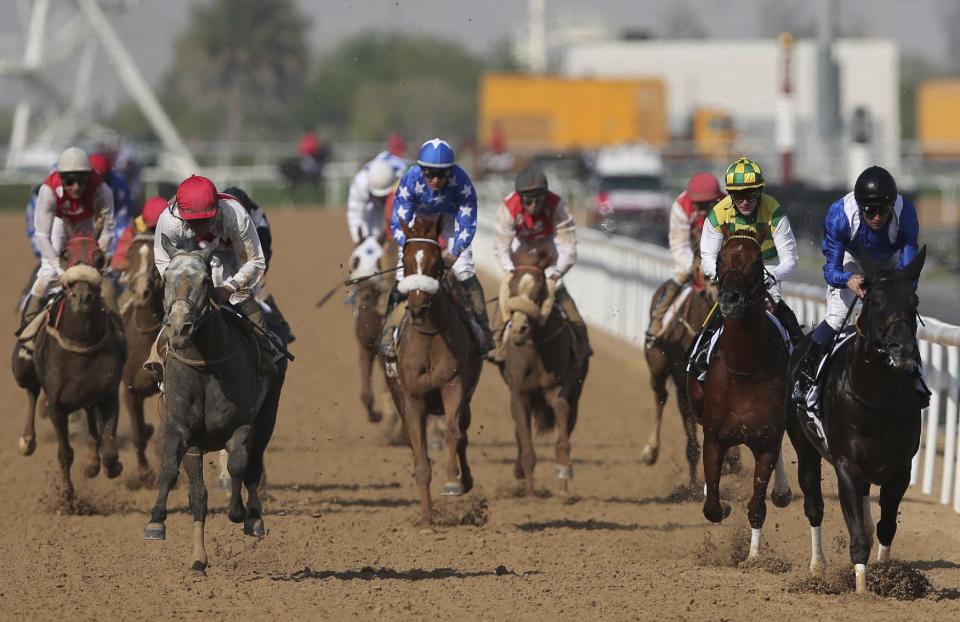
[416,138,455,168]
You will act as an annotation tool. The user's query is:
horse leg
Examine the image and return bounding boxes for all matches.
[876,467,910,563]
[701,433,730,522]
[145,422,187,540]
[122,384,152,478]
[676,372,700,487]
[770,450,793,507]
[83,407,101,478]
[455,404,474,495]
[440,382,466,496]
[182,449,208,573]
[746,448,779,559]
[835,461,871,594]
[785,407,826,574]
[641,367,668,466]
[359,345,382,423]
[511,391,536,496]
[49,404,76,504]
[224,426,252,525]
[216,449,231,492]
[18,387,39,456]
[403,396,433,526]
[545,387,574,494]
[97,395,123,479]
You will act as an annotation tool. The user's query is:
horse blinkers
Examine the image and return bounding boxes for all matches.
[859,281,919,371]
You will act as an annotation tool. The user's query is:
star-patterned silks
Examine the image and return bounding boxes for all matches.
[391,163,478,256]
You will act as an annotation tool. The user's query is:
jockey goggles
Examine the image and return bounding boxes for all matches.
[421,167,447,180]
[521,190,546,205]
[861,203,892,218]
[61,172,90,187]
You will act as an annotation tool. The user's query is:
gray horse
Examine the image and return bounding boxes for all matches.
[144,236,287,574]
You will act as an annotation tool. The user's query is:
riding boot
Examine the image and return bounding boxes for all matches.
[791,321,836,406]
[645,279,682,346]
[18,294,44,335]
[378,284,406,377]
[265,293,295,343]
[461,275,495,357]
[238,297,279,380]
[775,299,804,347]
[556,286,592,358]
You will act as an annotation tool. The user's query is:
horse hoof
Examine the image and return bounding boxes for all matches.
[190,560,207,575]
[720,501,731,520]
[18,436,36,456]
[228,505,246,524]
[640,445,659,465]
[104,460,123,479]
[441,482,464,496]
[244,519,265,537]
[555,464,574,480]
[460,474,475,494]
[84,462,101,479]
[217,474,231,492]
[144,523,166,540]
[368,409,383,424]
[771,488,793,508]
[810,558,826,576]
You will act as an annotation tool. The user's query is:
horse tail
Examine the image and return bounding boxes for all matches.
[531,392,556,434]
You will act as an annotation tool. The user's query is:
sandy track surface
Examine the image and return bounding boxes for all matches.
[0,208,958,620]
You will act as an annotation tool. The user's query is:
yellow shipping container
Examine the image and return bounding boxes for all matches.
[478,74,668,151]
[918,80,960,158]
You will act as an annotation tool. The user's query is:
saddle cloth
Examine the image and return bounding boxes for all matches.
[687,310,792,381]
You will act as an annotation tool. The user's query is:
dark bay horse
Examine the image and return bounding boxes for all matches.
[11,235,126,504]
[348,235,391,424]
[688,233,792,558]
[119,235,164,481]
[497,240,589,496]
[786,248,927,594]
[641,256,716,485]
[144,236,287,574]
[386,215,483,526]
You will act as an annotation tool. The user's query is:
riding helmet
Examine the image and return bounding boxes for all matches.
[367,159,400,197]
[686,172,722,201]
[57,146,91,173]
[854,166,897,210]
[176,175,219,220]
[724,157,765,191]
[417,138,455,169]
[515,166,548,194]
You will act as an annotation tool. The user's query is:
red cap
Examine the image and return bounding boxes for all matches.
[176,175,219,220]
[89,152,111,177]
[387,131,407,157]
[686,172,722,202]
[141,196,168,229]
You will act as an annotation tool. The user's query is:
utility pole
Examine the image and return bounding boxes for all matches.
[816,0,841,185]
[528,0,546,73]
[776,32,796,186]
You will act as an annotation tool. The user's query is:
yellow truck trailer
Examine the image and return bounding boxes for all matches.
[478,74,668,152]
[918,79,960,158]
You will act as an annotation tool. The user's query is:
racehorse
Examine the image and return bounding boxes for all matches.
[497,238,588,496]
[11,235,126,504]
[786,247,927,594]
[119,235,164,482]
[144,236,287,574]
[641,254,716,485]
[688,232,792,558]
[347,234,392,424]
[386,215,483,526]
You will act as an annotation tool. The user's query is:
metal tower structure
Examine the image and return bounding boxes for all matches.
[0,0,196,176]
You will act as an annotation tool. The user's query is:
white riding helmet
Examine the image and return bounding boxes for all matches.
[57,146,91,173]
[368,159,399,197]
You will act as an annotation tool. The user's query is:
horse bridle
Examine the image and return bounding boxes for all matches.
[857,275,919,356]
[166,277,216,339]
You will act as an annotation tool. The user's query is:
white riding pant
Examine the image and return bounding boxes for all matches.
[30,217,72,297]
[823,253,896,331]
[395,217,475,282]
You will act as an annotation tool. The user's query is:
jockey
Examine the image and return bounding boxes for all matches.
[89,152,133,255]
[792,165,920,398]
[111,195,168,272]
[346,151,407,244]
[24,184,42,259]
[699,157,803,345]
[491,165,590,358]
[379,137,494,360]
[645,172,725,345]
[19,146,115,333]
[153,175,276,377]
[222,185,295,343]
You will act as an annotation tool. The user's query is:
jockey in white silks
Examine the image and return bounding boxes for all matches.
[346,151,407,244]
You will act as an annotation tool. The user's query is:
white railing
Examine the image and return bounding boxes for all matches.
[471,189,960,513]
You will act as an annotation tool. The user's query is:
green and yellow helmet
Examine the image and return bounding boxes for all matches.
[724,157,765,191]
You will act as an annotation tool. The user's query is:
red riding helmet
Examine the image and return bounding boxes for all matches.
[686,172,722,202]
[89,152,112,177]
[176,175,219,220]
[141,195,169,229]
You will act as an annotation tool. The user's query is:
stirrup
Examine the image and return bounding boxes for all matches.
[384,356,398,379]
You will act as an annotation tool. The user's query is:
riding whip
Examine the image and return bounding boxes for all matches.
[344,265,400,286]
[315,281,345,308]
[217,301,295,361]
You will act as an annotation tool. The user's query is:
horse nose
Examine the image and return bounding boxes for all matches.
[179,320,193,336]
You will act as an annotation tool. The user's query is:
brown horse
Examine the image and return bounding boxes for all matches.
[11,235,126,504]
[118,234,164,482]
[688,233,792,558]
[641,256,716,485]
[497,240,588,496]
[386,215,483,526]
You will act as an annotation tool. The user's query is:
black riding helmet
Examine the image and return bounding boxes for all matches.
[222,186,258,214]
[854,166,897,211]
[515,166,548,195]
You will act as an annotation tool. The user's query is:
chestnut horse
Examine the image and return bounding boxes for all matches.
[11,235,126,505]
[347,235,391,424]
[786,248,927,593]
[119,235,164,481]
[688,233,792,558]
[386,215,483,526]
[497,239,588,496]
[641,255,716,485]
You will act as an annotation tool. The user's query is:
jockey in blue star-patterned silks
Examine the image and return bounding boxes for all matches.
[380,138,495,363]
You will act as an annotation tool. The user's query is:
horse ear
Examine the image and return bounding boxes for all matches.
[160,233,180,258]
[199,242,218,264]
[901,245,927,282]
[859,248,881,280]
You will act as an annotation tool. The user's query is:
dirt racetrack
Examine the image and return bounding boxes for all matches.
[1,207,958,621]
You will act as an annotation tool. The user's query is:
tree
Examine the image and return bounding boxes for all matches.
[299,33,483,144]
[163,0,310,141]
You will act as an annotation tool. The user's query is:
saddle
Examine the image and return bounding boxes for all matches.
[392,277,485,354]
[658,283,695,340]
[686,310,792,381]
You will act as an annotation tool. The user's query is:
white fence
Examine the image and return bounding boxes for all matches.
[471,184,960,513]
